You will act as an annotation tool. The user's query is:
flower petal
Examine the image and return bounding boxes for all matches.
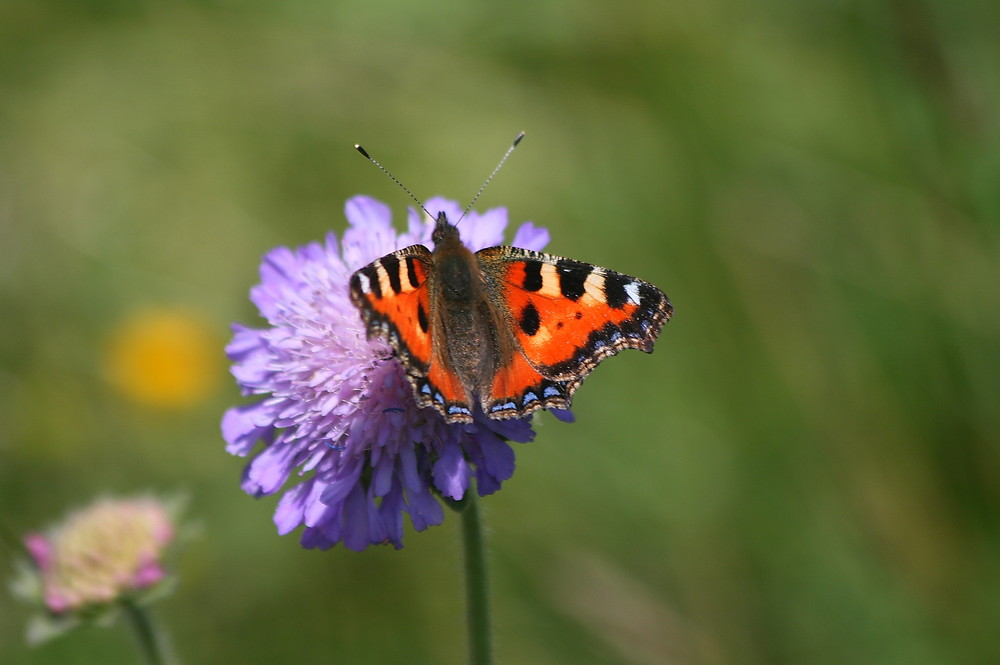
[512,221,550,252]
[432,443,469,500]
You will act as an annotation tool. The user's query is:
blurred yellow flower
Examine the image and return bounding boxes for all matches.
[106,308,219,408]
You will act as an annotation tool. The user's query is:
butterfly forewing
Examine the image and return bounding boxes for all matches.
[478,246,673,391]
[349,245,435,374]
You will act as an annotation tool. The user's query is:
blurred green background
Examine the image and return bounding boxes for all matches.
[2,1,999,663]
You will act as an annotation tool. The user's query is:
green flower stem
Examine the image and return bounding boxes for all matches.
[461,489,492,665]
[122,600,175,665]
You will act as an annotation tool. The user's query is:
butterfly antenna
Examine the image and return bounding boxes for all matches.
[456,131,525,225]
[354,143,434,219]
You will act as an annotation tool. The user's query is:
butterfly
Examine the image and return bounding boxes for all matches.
[349,209,673,423]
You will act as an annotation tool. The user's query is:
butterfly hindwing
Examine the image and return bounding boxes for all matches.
[483,348,574,419]
[478,246,673,409]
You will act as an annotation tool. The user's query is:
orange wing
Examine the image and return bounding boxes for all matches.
[482,348,574,419]
[478,246,672,416]
[349,245,473,420]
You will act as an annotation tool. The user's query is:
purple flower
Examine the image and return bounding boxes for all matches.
[222,196,554,551]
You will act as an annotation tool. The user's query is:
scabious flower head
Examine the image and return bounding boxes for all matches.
[12,496,180,643]
[222,196,554,551]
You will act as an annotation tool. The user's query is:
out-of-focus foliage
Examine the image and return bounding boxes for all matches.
[1,1,998,663]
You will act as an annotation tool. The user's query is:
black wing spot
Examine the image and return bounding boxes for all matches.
[556,259,591,301]
[603,271,630,309]
[522,261,543,292]
[417,302,429,333]
[382,255,403,294]
[519,302,540,336]
[405,256,421,288]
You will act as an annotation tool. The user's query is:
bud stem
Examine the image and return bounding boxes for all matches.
[122,600,176,665]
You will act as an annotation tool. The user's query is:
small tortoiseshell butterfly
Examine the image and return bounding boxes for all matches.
[349,135,673,423]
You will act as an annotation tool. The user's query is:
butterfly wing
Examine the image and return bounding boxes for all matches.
[477,246,673,417]
[480,347,576,419]
[349,245,472,419]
